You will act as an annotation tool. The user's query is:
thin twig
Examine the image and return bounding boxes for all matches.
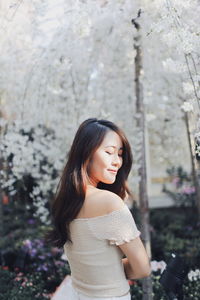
[185,54,200,111]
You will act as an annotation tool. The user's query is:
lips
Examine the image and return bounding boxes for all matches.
[107,169,118,173]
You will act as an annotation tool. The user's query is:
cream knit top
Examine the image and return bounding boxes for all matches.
[64,204,140,298]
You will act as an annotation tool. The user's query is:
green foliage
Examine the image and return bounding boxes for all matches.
[0,199,70,299]
[129,274,200,299]
[0,269,50,300]
[150,207,200,268]
[183,279,200,300]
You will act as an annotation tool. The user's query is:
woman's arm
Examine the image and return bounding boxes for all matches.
[122,257,150,280]
[119,237,151,280]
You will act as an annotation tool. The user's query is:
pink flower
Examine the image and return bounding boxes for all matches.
[22,278,28,287]
[182,186,195,194]
[172,177,180,186]
[14,277,21,282]
[151,260,166,273]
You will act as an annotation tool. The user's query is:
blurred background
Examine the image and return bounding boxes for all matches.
[0,0,200,299]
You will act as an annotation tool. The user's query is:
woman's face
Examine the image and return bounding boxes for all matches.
[87,130,123,186]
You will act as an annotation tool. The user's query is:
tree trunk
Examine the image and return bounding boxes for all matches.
[132,13,153,300]
[185,112,200,218]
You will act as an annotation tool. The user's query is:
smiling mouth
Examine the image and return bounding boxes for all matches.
[108,169,117,174]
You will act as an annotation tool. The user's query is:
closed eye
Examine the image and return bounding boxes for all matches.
[105,151,112,155]
[106,151,123,157]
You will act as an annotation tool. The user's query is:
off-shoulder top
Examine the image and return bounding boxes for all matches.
[63,204,140,298]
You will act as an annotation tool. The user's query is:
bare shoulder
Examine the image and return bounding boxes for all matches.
[97,190,125,214]
[82,188,125,218]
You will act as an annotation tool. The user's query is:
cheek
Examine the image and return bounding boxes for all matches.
[90,153,110,174]
[95,153,110,169]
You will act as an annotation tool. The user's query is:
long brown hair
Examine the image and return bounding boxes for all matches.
[46,118,133,247]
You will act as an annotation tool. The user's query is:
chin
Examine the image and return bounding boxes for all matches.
[101,179,116,184]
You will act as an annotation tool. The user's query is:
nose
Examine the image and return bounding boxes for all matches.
[112,154,121,168]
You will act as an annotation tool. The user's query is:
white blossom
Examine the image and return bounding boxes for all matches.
[146,113,156,122]
[0,120,65,224]
[182,82,194,95]
[162,58,186,74]
[181,101,194,112]
[188,269,200,282]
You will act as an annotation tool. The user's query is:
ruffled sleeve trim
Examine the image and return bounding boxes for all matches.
[108,230,141,245]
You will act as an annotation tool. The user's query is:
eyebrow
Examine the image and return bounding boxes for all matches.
[105,146,123,150]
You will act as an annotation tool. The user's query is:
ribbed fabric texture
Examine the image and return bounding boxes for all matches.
[64,204,140,298]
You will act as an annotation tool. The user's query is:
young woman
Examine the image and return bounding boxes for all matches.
[47,118,151,300]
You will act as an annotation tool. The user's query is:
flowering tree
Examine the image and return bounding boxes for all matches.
[140,0,200,215]
[1,0,198,217]
[0,122,65,224]
[0,0,140,222]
